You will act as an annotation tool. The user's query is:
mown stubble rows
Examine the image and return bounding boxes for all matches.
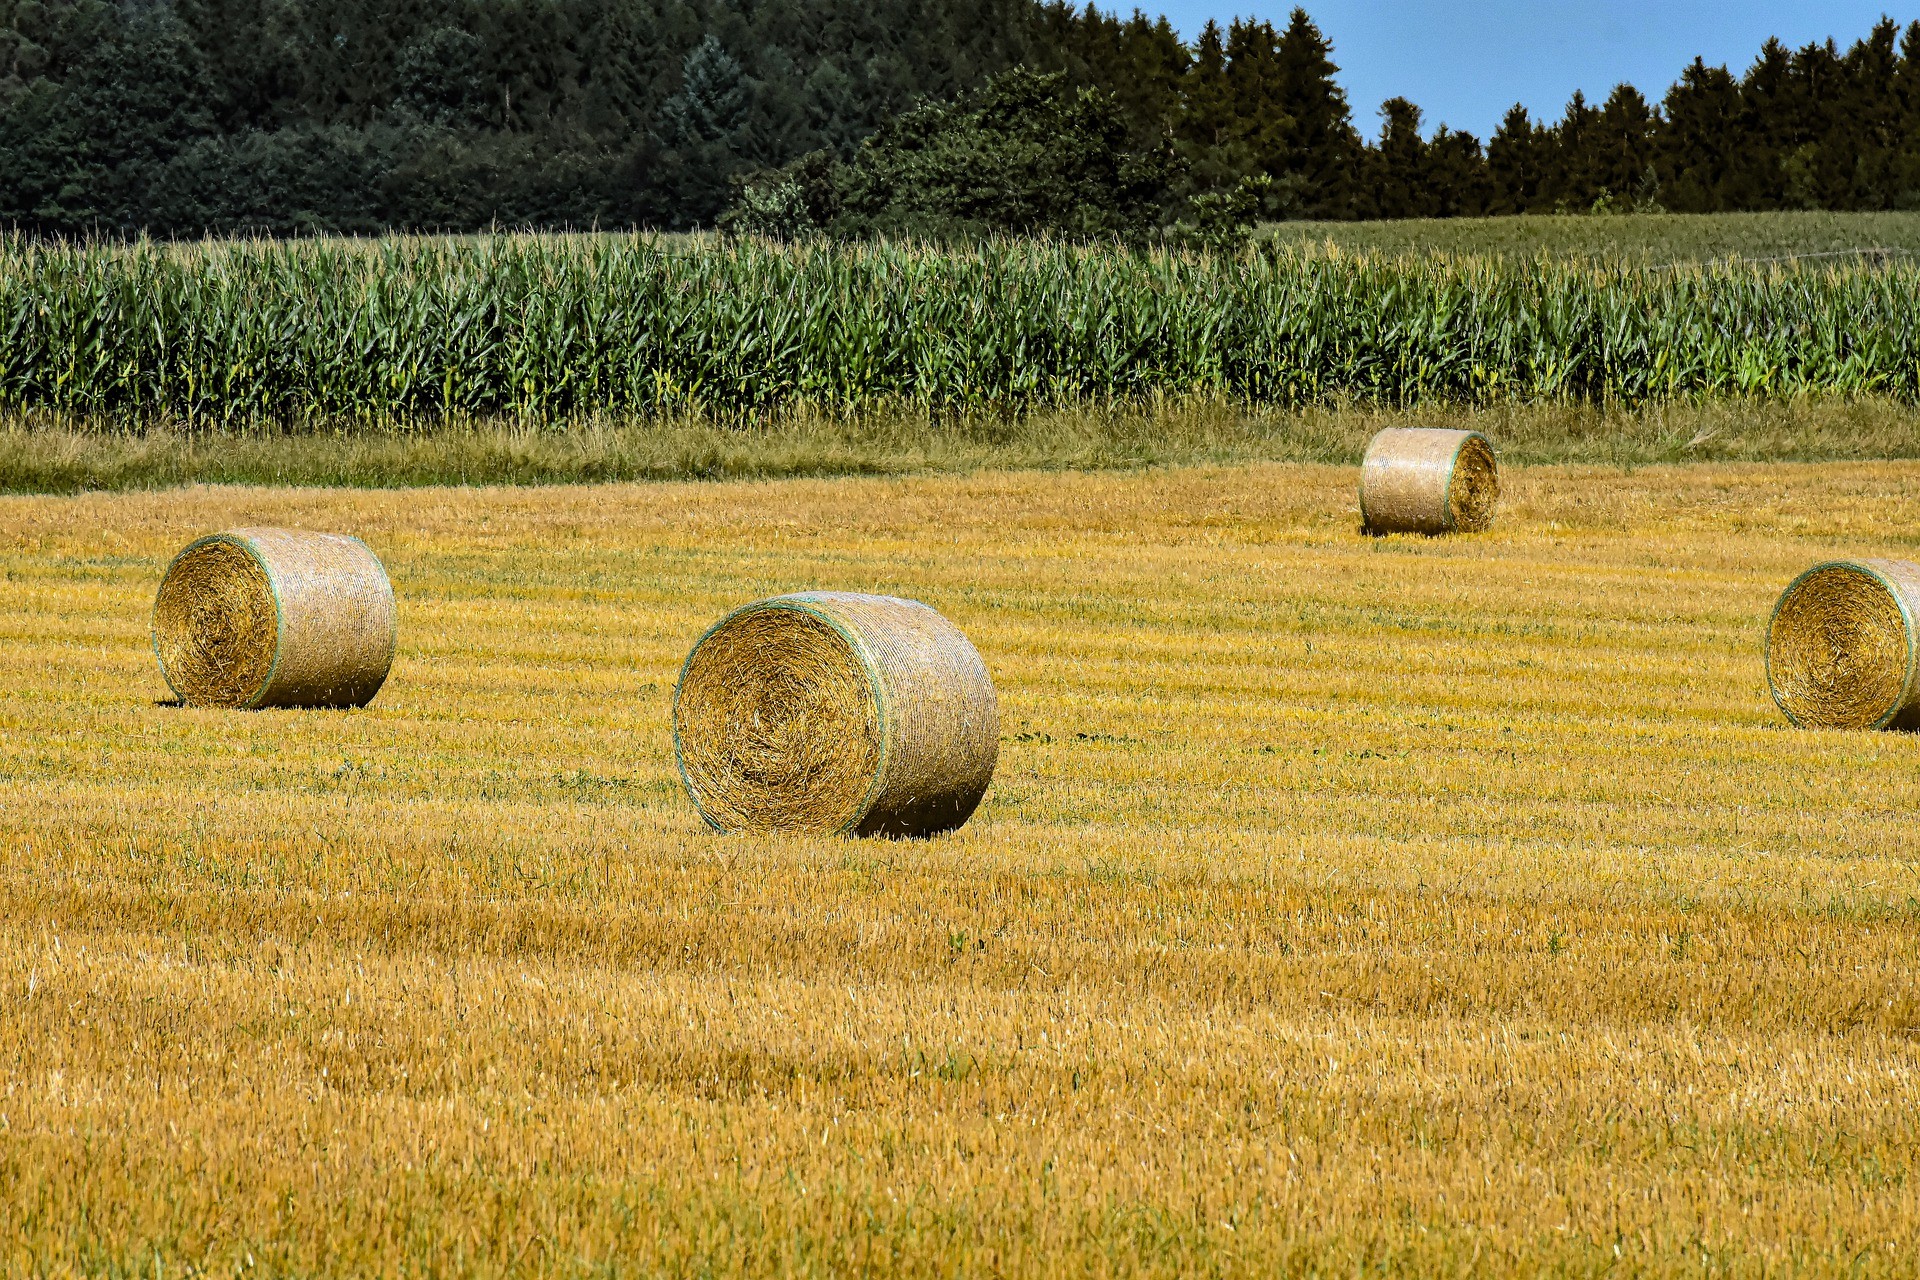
[2,461,1918,1276]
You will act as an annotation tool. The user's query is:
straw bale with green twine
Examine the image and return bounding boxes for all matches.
[673,592,998,837]
[153,528,396,709]
[1766,558,1920,730]
[1360,427,1499,535]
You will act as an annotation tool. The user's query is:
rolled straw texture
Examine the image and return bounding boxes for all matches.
[1766,558,1920,731]
[153,528,396,709]
[1359,427,1500,535]
[673,592,998,837]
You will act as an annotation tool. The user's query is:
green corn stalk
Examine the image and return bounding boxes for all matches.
[0,231,1914,425]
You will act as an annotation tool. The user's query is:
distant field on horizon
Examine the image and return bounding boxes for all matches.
[4,461,1918,1274]
[1265,210,1920,263]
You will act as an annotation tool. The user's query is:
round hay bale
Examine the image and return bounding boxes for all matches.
[1360,427,1499,535]
[1766,558,1920,731]
[153,528,396,709]
[673,592,998,837]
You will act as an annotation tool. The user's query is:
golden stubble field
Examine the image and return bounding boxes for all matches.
[2,460,1918,1277]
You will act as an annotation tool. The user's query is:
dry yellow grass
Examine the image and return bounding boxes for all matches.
[3,461,1920,1277]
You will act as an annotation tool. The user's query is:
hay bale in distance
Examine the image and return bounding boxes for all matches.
[153,528,396,709]
[673,592,998,837]
[1360,427,1500,535]
[1767,558,1920,730]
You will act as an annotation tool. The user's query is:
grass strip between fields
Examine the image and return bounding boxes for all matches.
[5,398,1920,493]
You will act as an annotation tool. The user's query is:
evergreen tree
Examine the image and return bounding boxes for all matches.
[1423,126,1489,216]
[1365,97,1427,217]
[1272,7,1359,217]
[1036,4,1185,146]
[659,35,749,147]
[1845,18,1902,206]
[1487,104,1546,213]
[1548,89,1599,210]
[1734,38,1797,207]
[1659,59,1741,211]
[1890,22,1920,204]
[1178,19,1231,149]
[1589,84,1660,209]
[1118,14,1189,141]
[1781,39,1849,209]
[1221,16,1290,174]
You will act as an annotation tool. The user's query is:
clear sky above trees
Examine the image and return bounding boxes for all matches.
[1152,0,1905,137]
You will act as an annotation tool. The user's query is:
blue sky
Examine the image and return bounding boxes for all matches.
[1149,1,1907,140]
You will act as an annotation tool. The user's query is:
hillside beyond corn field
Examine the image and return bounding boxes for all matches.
[2,462,1917,1275]
[1263,209,1920,264]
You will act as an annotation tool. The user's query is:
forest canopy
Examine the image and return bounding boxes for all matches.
[2,0,1918,237]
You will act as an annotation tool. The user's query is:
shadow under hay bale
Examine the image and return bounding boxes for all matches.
[1767,558,1920,731]
[153,528,396,709]
[673,592,998,837]
[1360,427,1499,535]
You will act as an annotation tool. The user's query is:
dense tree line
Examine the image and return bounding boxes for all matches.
[0,0,1055,233]
[1401,20,1920,217]
[3,0,1919,236]
[1036,9,1920,219]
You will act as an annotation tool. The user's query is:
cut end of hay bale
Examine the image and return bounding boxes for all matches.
[1444,434,1499,533]
[153,536,280,708]
[153,528,396,710]
[674,605,883,833]
[1360,427,1500,536]
[1767,560,1920,731]
[673,593,997,838]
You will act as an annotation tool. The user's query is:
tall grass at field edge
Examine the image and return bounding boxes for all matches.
[3,399,1918,493]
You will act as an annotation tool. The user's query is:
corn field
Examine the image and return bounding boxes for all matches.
[1,232,1914,423]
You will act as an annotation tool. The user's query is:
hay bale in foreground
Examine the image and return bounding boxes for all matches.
[673,592,998,837]
[153,528,396,709]
[1360,427,1499,535]
[1767,558,1920,731]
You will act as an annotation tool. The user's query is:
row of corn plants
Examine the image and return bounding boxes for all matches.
[0,232,1914,424]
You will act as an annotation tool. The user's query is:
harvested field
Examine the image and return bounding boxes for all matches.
[3,461,1919,1275]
